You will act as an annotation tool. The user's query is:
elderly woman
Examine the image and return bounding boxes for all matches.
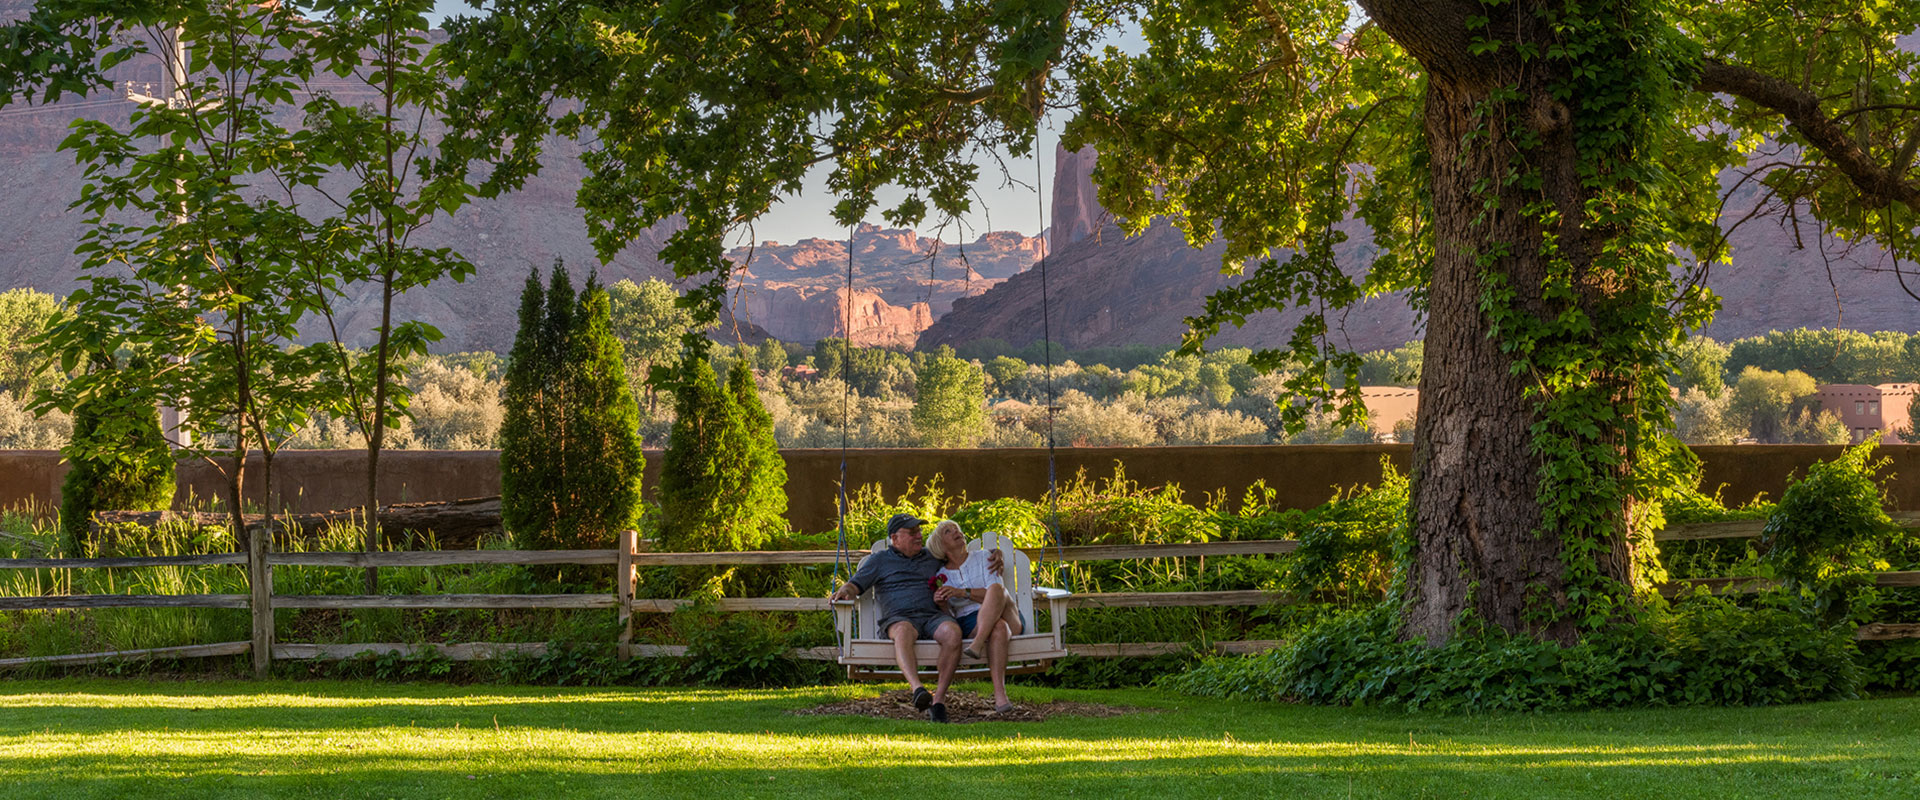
[925,518,1024,713]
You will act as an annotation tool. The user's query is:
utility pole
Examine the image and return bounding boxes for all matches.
[123,25,193,448]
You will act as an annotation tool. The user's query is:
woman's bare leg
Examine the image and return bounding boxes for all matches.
[987,618,1013,709]
[980,582,1023,635]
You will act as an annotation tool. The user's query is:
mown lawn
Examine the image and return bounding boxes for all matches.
[0,679,1914,799]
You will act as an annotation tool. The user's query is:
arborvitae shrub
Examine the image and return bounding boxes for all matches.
[500,267,553,547]
[59,364,175,553]
[659,359,749,552]
[726,360,787,549]
[556,278,644,547]
[500,264,645,551]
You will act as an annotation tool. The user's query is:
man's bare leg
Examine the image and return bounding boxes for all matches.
[889,621,924,693]
[930,620,962,705]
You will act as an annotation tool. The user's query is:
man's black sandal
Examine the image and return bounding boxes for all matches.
[912,687,933,711]
[929,703,948,723]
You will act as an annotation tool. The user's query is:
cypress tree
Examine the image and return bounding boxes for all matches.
[556,275,644,548]
[726,360,786,548]
[500,267,553,547]
[659,359,748,552]
[59,358,175,554]
[541,262,576,514]
[502,262,644,552]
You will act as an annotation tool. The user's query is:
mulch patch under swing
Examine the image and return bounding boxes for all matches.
[792,689,1148,723]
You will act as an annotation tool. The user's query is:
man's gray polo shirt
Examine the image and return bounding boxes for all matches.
[848,545,945,636]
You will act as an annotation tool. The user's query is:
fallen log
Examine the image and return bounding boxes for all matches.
[91,496,504,548]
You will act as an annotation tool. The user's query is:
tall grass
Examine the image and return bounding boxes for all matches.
[0,504,621,661]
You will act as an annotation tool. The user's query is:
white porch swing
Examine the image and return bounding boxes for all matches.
[829,122,1073,679]
[832,532,1071,679]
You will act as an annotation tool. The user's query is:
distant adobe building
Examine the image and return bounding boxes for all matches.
[1812,383,1916,444]
[1360,387,1420,442]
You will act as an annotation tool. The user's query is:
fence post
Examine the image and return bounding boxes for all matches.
[616,529,635,661]
[249,531,273,679]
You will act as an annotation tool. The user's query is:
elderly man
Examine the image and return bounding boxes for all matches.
[830,513,989,722]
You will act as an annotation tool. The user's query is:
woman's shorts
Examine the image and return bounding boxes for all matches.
[957,610,1027,639]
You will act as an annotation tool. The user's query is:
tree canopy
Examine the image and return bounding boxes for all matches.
[438,0,1920,644]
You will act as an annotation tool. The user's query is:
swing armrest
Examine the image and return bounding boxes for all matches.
[1032,586,1070,644]
[831,598,857,647]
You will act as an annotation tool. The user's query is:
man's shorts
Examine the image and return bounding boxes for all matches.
[879,610,957,640]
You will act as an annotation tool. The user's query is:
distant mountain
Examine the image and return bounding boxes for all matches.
[4,6,1907,358]
[0,20,687,354]
[0,12,1042,353]
[730,224,1043,347]
[921,143,1919,355]
[919,146,1422,354]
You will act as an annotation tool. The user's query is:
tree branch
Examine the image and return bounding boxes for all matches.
[1696,59,1919,209]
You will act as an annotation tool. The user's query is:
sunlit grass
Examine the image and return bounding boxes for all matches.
[1,681,1917,799]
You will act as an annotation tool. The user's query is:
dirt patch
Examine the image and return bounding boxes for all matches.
[792,689,1149,724]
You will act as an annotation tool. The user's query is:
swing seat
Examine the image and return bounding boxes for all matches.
[832,531,1070,681]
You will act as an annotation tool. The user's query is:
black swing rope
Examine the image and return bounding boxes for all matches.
[1034,118,1068,595]
[833,115,1066,594]
[835,223,854,584]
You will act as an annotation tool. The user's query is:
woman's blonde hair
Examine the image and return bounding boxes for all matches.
[924,519,964,561]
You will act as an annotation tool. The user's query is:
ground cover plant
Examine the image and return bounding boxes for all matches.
[1171,444,1920,709]
[2,680,1919,799]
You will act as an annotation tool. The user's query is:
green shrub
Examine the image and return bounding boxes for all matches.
[949,496,1048,547]
[1164,595,1860,711]
[558,277,646,548]
[501,265,646,553]
[1860,640,1920,693]
[1652,457,1777,581]
[1274,461,1408,605]
[725,360,787,549]
[659,359,749,552]
[58,362,175,553]
[1763,442,1909,590]
[671,601,832,687]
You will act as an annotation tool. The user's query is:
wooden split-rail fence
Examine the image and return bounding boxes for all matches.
[4,515,1920,676]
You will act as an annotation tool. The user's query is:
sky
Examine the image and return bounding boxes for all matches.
[426,2,1134,248]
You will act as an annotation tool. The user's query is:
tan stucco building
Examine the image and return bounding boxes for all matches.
[1813,383,1916,444]
[1361,386,1420,442]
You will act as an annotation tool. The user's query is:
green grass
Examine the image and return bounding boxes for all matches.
[0,681,1916,799]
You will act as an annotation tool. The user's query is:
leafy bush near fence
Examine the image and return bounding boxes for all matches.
[1763,443,1919,590]
[1165,443,1920,711]
[1164,594,1860,711]
[9,446,1920,700]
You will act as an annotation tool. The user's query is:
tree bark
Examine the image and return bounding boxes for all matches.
[1366,0,1641,645]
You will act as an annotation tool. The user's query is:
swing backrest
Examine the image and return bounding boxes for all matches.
[973,531,1037,630]
[853,533,1032,640]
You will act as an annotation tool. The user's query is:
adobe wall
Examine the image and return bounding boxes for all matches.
[3,445,1916,533]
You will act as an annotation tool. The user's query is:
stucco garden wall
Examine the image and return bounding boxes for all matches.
[3,445,1916,535]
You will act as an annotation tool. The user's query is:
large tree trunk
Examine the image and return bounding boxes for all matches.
[1366,0,1643,645]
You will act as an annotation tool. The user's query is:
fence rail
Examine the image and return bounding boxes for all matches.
[7,516,1920,672]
